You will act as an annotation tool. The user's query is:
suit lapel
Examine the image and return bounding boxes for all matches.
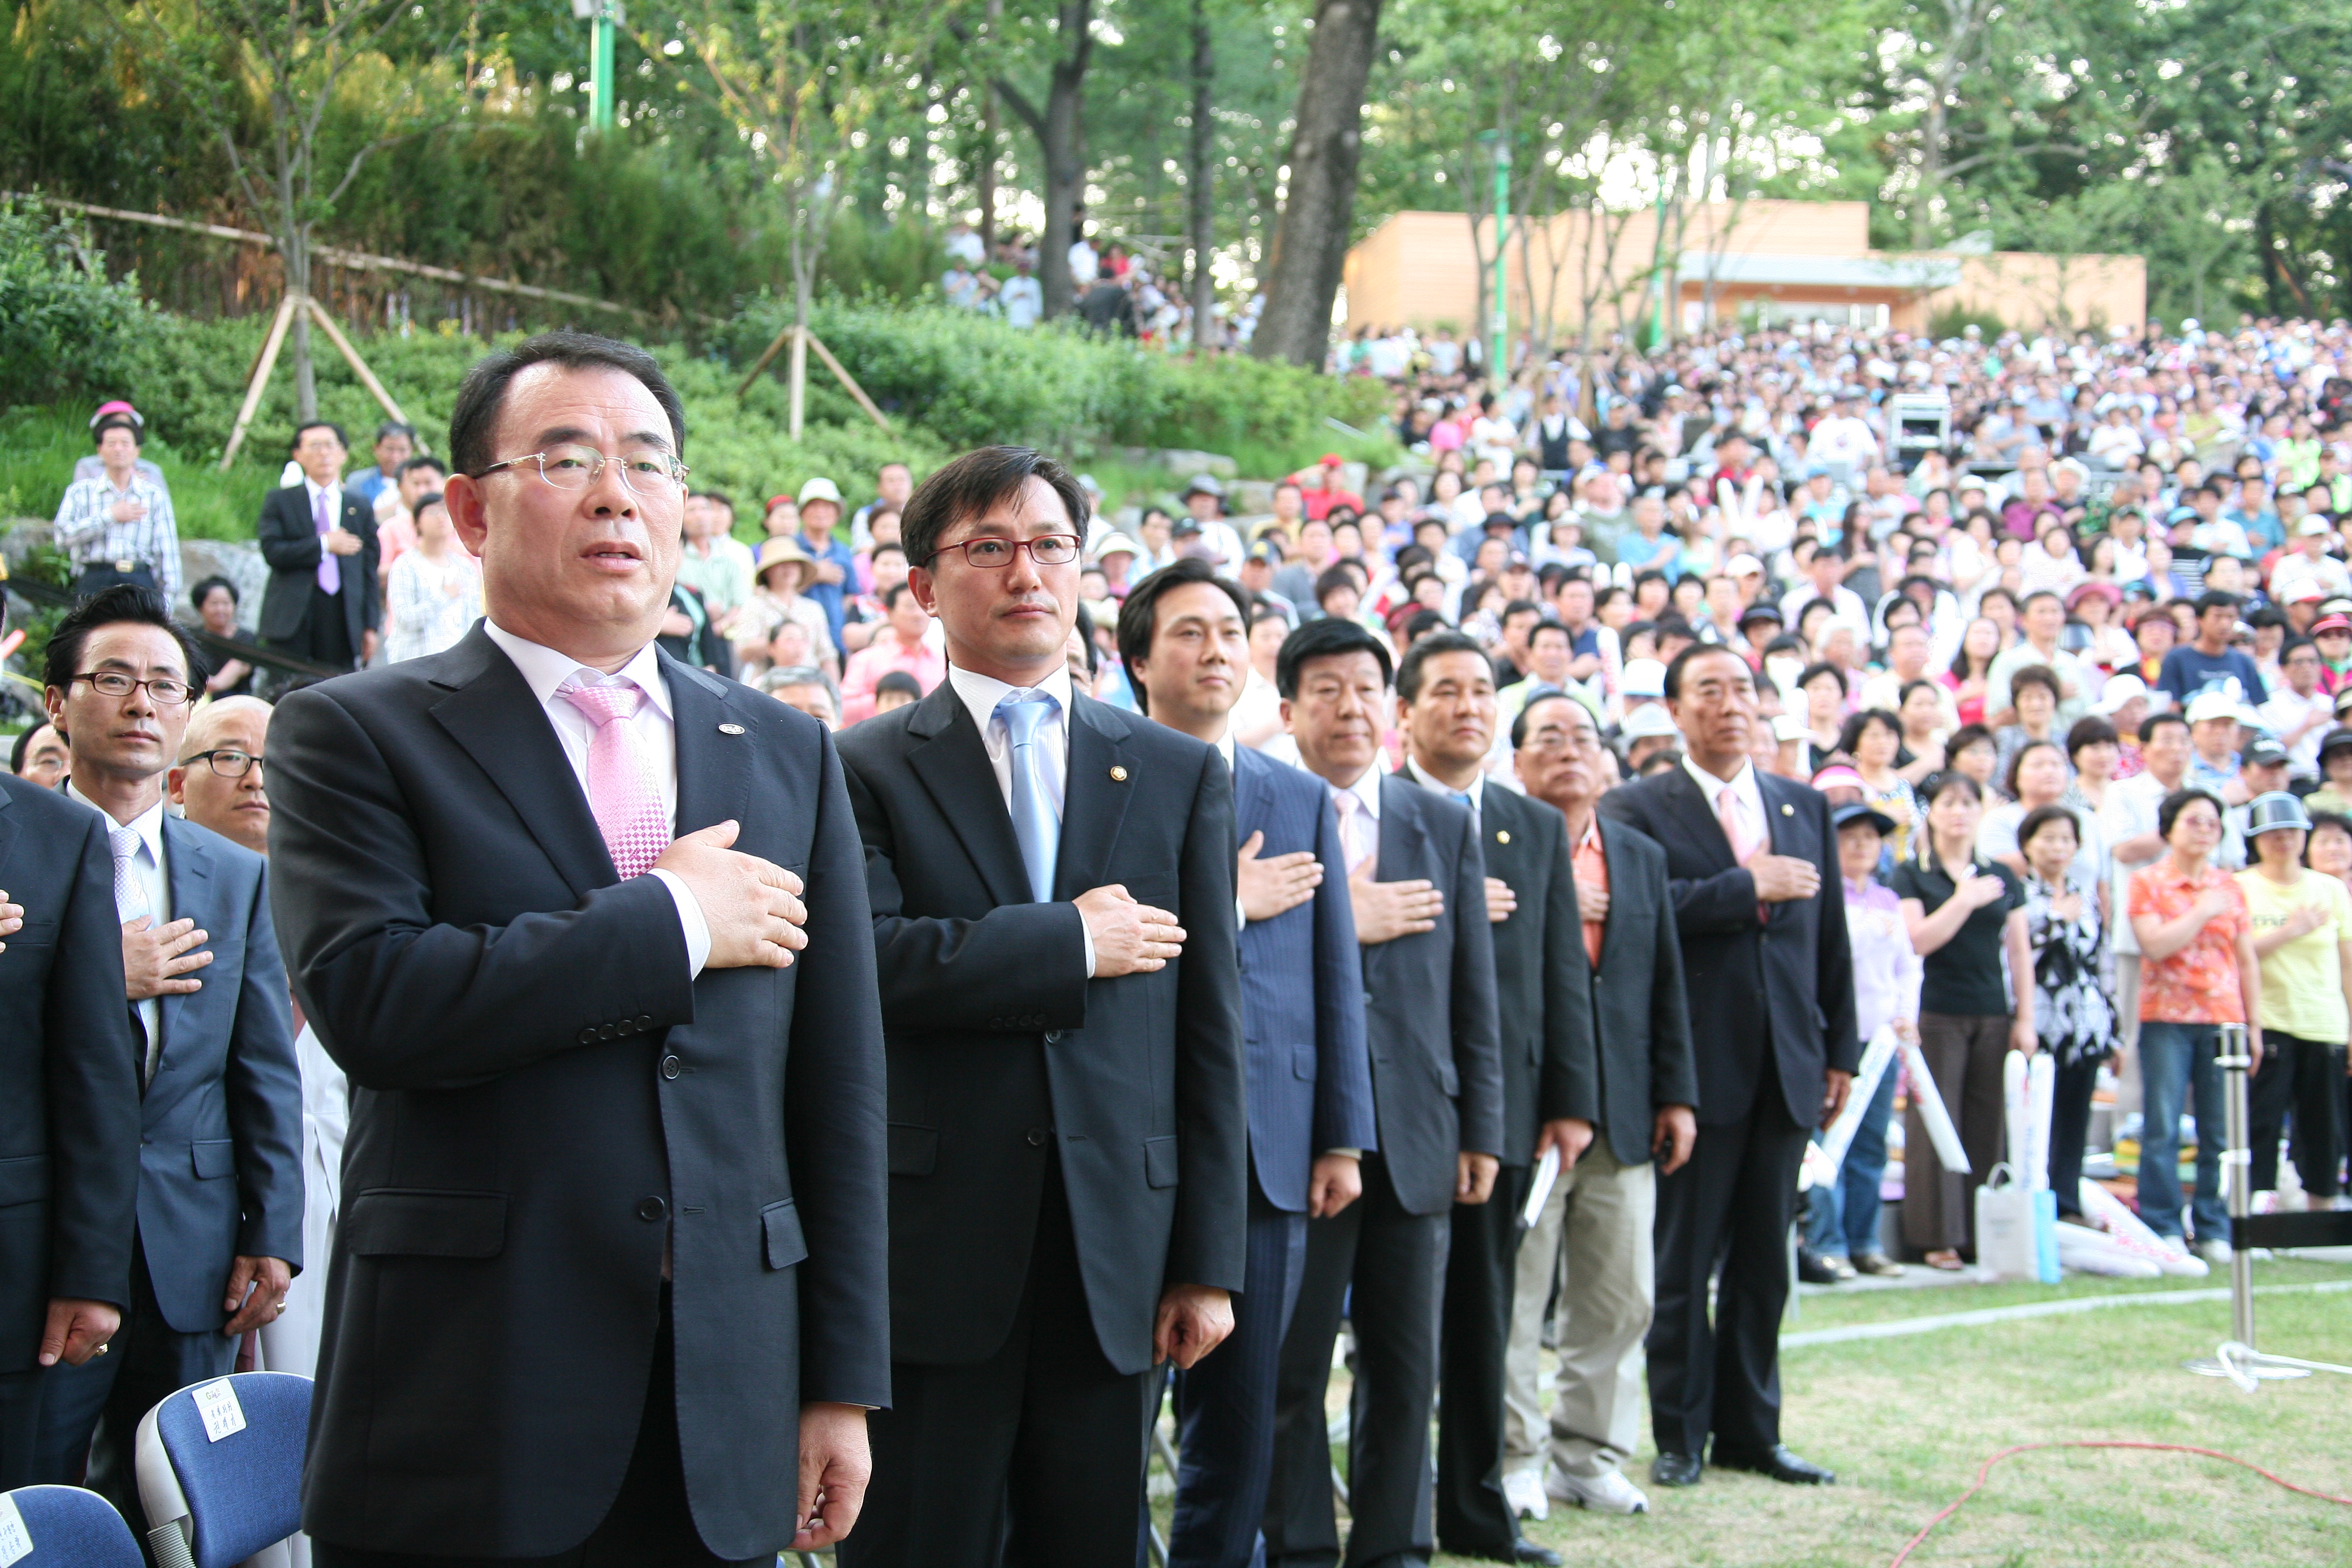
[661,652,748,836]
[905,683,1033,909]
[1230,743,1271,839]
[157,815,212,1057]
[1375,774,1429,883]
[428,627,612,898]
[1055,697,1135,901]
[1594,816,1635,972]
[1658,763,1737,872]
[0,783,18,877]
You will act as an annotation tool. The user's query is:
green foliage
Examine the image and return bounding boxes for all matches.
[0,201,158,409]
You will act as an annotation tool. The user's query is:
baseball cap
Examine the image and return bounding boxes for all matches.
[2312,613,2352,636]
[2243,736,2291,769]
[2319,725,2352,761]
[2283,579,2327,604]
[1621,659,1667,698]
[1320,452,1346,468]
[797,476,843,507]
[1184,474,1226,498]
[2299,515,2334,537]
[1620,704,1682,741]
[2185,689,2244,725]
[2093,674,2149,715]
[1738,601,1784,627]
[1831,800,1898,836]
[1725,554,1765,576]
[1810,764,1866,794]
[89,399,142,431]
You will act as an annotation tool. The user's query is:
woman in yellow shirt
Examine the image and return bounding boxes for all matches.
[2236,793,2352,1206]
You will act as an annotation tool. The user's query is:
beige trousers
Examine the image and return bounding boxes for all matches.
[1500,1139,1656,1481]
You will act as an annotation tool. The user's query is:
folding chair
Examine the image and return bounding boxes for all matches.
[132,1371,311,1568]
[0,1485,143,1567]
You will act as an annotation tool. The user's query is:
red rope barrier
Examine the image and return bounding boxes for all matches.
[1891,1440,2352,1565]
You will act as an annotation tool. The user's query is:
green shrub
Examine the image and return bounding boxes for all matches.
[0,199,157,409]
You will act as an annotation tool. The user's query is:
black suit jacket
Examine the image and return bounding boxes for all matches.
[1581,815,1698,1165]
[268,627,888,1560]
[1359,775,1506,1213]
[836,681,1247,1377]
[0,778,139,1369]
[255,484,380,647]
[1598,766,1858,1130]
[1415,773,1597,1168]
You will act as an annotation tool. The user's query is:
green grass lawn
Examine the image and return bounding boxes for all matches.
[1455,1255,2352,1566]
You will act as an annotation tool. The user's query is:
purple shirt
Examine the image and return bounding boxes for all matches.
[1845,877,1922,1044]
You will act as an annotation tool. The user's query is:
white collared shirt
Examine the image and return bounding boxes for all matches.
[1681,753,1768,851]
[1399,754,1484,828]
[482,620,710,975]
[69,783,170,1069]
[943,661,1094,975]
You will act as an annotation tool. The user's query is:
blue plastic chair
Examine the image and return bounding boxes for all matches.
[0,1485,143,1567]
[131,1372,311,1568]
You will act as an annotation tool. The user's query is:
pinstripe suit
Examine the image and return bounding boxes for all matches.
[1167,743,1377,1568]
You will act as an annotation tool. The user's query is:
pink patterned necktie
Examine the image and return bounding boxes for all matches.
[1716,781,1768,922]
[557,679,670,878]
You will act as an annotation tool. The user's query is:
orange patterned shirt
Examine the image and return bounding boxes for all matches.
[2130,862,2249,1024]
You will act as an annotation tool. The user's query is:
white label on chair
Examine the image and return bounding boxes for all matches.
[0,1492,31,1568]
[194,1378,248,1442]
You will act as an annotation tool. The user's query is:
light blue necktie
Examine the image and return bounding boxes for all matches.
[998,691,1061,903]
[1451,788,1477,831]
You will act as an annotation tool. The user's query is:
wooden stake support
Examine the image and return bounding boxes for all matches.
[216,291,418,472]
[734,323,893,437]
[305,296,412,429]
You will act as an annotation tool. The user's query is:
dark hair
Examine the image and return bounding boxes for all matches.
[2304,810,2352,864]
[1663,641,1749,699]
[1914,770,1986,872]
[1502,598,1544,625]
[413,491,447,520]
[374,419,417,444]
[2194,589,2241,616]
[702,490,737,517]
[1275,615,1392,700]
[2017,803,2082,855]
[1837,708,1900,755]
[448,331,687,479]
[188,575,238,611]
[1400,607,1448,645]
[2158,787,2226,839]
[43,584,199,699]
[1396,631,1494,702]
[1898,677,1942,713]
[896,445,1086,571]
[2020,589,2063,614]
[2004,738,2064,799]
[2064,716,2118,758]
[2008,663,2061,703]
[880,580,916,611]
[2138,711,2189,745]
[1314,565,1360,608]
[398,454,447,479]
[1116,559,1251,713]
[92,414,139,447]
[1510,689,1591,750]
[874,669,924,700]
[10,722,55,773]
[2281,635,2320,663]
[1797,660,1847,696]
[291,420,347,453]
[1070,599,1101,677]
[1528,619,1572,649]
[1948,721,1998,758]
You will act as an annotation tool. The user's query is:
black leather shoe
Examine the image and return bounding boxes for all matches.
[1712,1444,1836,1485]
[1508,1542,1562,1566]
[1650,1451,1704,1487]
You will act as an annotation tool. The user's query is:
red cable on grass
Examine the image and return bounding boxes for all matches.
[1891,1440,2352,1566]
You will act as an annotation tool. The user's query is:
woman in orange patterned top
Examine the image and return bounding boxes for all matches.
[2128,788,2264,1264]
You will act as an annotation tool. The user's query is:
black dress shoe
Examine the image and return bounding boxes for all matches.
[1508,1542,1562,1566]
[1712,1444,1836,1485]
[1650,1451,1704,1487]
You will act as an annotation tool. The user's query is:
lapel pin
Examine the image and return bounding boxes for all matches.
[1781,803,1794,816]
[718,723,746,736]
[1496,829,1511,844]
[1110,765,1129,782]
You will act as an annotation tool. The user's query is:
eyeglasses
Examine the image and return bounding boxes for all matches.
[181,748,262,778]
[73,671,193,706]
[925,534,1082,570]
[475,443,689,497]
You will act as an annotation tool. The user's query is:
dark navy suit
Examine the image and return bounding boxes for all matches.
[1166,744,1376,1568]
[36,811,305,1523]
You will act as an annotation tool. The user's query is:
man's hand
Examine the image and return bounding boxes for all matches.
[322,527,363,557]
[1819,1068,1853,1131]
[110,496,149,524]
[1455,1151,1500,1205]
[793,1402,871,1551]
[221,1256,293,1337]
[1352,870,1443,945]
[1652,1104,1697,1175]
[38,1299,120,1367]
[1484,877,1518,924]
[1076,885,1186,976]
[1153,1284,1235,1369]
[653,821,809,970]
[1749,855,1822,904]
[0,890,20,955]
[1237,831,1322,922]
[360,628,379,665]
[1307,1152,1362,1218]
[1575,879,1610,925]
[124,916,211,1000]
[1535,1117,1594,1169]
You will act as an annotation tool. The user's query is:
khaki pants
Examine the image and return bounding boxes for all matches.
[1501,1140,1656,1482]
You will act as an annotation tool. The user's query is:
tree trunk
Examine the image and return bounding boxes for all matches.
[978,0,1002,254]
[286,227,318,420]
[1027,0,1094,319]
[1251,0,1384,366]
[1188,0,1215,348]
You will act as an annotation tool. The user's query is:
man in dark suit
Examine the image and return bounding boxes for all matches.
[1117,559,1378,1568]
[1392,633,1591,1567]
[257,422,380,681]
[1264,617,1504,1568]
[836,446,1247,1568]
[1596,643,1856,1490]
[1503,692,1695,1520]
[0,596,141,1489]
[32,587,305,1528]
[268,332,887,1565]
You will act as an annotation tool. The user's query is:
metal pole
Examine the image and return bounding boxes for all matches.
[1490,141,1511,381]
[590,3,615,133]
[2216,1023,2255,1346]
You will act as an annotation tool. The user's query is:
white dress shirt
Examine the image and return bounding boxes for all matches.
[482,621,711,975]
[944,662,1095,975]
[1681,753,1768,852]
[71,784,169,1072]
[1399,755,1484,829]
